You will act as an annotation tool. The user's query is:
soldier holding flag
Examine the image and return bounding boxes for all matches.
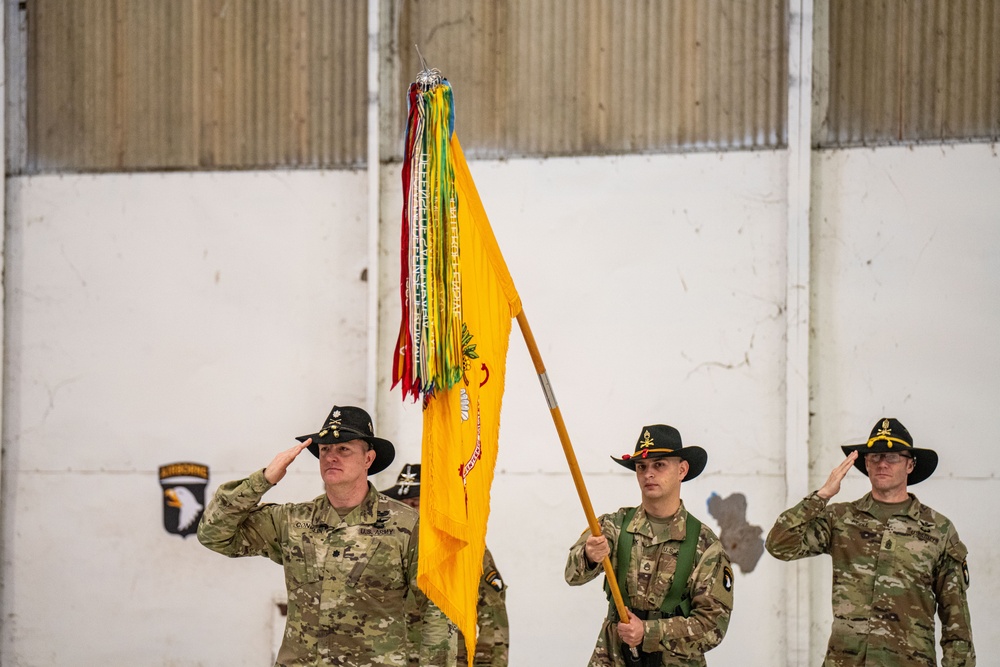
[565,424,734,666]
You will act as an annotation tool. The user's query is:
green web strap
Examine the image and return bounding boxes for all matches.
[605,507,701,618]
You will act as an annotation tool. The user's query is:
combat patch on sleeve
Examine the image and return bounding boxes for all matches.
[711,561,734,609]
[485,569,504,593]
[944,534,970,589]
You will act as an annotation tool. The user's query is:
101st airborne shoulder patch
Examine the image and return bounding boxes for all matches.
[712,563,735,609]
[485,569,504,593]
[962,560,970,587]
[160,462,209,538]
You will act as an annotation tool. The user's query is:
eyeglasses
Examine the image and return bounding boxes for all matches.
[866,452,913,464]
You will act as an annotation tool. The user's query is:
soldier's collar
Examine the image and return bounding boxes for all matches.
[902,493,924,519]
[311,499,341,528]
[635,502,687,544]
[314,483,381,527]
[855,492,920,518]
[854,492,879,514]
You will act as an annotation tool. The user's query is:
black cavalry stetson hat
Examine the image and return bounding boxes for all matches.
[382,463,421,500]
[611,424,707,481]
[296,405,395,475]
[840,417,938,485]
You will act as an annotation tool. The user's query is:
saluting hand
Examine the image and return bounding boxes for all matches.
[817,450,858,500]
[264,439,311,485]
[617,611,644,648]
[584,534,610,564]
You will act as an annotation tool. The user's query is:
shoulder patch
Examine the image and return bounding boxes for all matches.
[485,569,504,593]
[723,566,734,593]
[962,559,970,587]
[945,533,969,563]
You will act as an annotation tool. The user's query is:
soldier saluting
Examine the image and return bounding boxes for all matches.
[766,417,975,666]
[197,405,454,666]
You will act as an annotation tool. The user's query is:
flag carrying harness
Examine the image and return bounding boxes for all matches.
[605,507,702,620]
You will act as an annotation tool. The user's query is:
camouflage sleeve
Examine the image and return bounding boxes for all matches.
[643,540,734,657]
[565,513,619,586]
[407,520,458,666]
[477,548,510,667]
[196,469,284,564]
[403,592,421,667]
[935,526,976,666]
[765,492,833,561]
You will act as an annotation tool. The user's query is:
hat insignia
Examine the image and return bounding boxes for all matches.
[639,430,654,450]
[319,410,343,438]
[869,418,892,448]
[397,470,418,494]
[866,418,912,450]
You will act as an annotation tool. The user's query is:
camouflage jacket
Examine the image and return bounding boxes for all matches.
[456,547,510,667]
[565,502,734,667]
[197,470,454,667]
[766,491,975,667]
[405,547,509,667]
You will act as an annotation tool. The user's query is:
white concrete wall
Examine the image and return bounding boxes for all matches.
[1,171,372,665]
[1,142,997,666]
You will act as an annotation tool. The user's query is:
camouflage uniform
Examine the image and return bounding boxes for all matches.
[197,469,454,667]
[565,502,734,667]
[766,491,975,666]
[456,547,510,667]
[403,547,509,667]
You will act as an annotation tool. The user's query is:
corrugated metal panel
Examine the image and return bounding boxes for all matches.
[822,0,1000,146]
[392,0,788,159]
[25,0,367,173]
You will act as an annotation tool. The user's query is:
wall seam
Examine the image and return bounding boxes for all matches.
[365,0,381,420]
[785,0,815,664]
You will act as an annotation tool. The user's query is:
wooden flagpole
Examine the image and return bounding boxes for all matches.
[515,310,633,627]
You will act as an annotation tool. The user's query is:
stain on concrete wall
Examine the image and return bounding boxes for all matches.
[707,492,764,573]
